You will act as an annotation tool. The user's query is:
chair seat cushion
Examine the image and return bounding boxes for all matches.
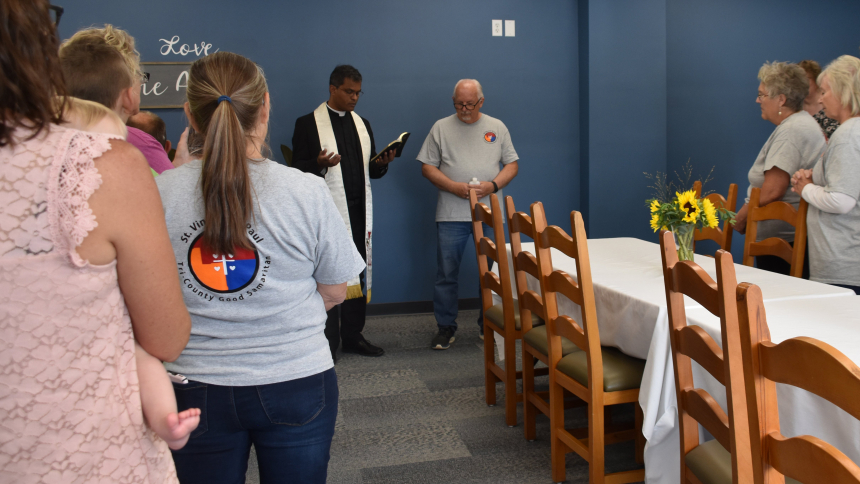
[485,302,542,331]
[523,326,579,357]
[685,439,799,484]
[556,345,645,392]
[685,439,731,484]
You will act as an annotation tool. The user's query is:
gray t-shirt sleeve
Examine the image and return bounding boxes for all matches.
[762,135,801,176]
[312,183,366,284]
[498,123,519,165]
[416,124,441,167]
[818,139,860,200]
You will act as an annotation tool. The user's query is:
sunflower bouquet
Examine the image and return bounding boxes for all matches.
[645,162,735,261]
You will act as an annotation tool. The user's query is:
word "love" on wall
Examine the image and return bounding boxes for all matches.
[159,36,219,57]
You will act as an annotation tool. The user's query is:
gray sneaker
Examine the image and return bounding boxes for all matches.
[431,327,456,350]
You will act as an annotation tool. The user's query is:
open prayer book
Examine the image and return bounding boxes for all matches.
[370,132,410,163]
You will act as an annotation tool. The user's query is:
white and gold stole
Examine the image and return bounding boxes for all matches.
[313,102,373,301]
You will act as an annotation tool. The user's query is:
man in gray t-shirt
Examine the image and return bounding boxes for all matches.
[417,79,519,350]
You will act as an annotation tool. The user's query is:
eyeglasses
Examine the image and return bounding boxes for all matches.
[756,92,768,100]
[339,87,363,98]
[48,5,64,28]
[453,98,483,110]
[141,72,151,83]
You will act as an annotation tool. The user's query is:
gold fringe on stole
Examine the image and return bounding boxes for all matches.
[366,289,371,303]
[346,284,364,300]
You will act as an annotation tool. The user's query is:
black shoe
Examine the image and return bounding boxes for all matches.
[342,338,385,357]
[431,327,456,350]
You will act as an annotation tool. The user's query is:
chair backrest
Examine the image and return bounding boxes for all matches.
[693,180,738,252]
[280,144,293,167]
[504,195,545,332]
[742,186,808,278]
[470,191,515,329]
[659,230,753,483]
[530,202,599,374]
[737,283,860,484]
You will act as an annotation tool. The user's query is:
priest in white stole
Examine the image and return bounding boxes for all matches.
[292,65,395,360]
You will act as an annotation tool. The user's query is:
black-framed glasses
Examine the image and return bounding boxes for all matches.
[141,72,151,83]
[453,98,482,110]
[48,5,63,28]
[338,87,363,98]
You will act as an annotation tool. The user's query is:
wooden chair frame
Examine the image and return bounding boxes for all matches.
[659,230,753,484]
[470,191,522,427]
[533,202,645,484]
[737,282,860,484]
[742,186,808,278]
[505,196,552,441]
[693,180,738,253]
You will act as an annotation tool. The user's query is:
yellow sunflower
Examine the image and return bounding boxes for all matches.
[702,198,719,229]
[650,214,661,232]
[676,190,700,223]
[650,200,661,213]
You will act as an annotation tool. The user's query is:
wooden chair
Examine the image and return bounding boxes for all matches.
[737,282,860,484]
[505,196,580,441]
[693,180,738,253]
[470,191,531,427]
[742,186,808,278]
[280,144,293,167]
[659,230,753,484]
[532,202,645,483]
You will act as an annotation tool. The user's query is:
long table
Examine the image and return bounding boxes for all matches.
[493,238,856,483]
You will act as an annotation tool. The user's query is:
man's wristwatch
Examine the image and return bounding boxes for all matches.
[491,181,499,193]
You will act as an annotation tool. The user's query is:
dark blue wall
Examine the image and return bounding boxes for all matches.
[58,0,579,305]
[583,0,667,241]
[57,0,860,304]
[666,0,860,258]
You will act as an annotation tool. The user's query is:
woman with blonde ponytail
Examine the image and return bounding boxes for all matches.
[155,52,365,483]
[792,54,860,294]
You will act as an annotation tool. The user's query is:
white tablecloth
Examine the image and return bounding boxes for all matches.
[493,237,856,483]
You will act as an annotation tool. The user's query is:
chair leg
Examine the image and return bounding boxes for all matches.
[550,379,567,483]
[504,333,517,427]
[635,402,645,464]
[484,321,497,406]
[589,400,605,484]
[523,349,537,440]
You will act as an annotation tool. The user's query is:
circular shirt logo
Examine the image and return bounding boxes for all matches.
[483,131,497,143]
[188,233,260,293]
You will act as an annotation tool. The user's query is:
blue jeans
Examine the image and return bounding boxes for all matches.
[434,221,494,331]
[171,368,338,484]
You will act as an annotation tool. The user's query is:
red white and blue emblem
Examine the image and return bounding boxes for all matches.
[484,131,497,143]
[188,233,259,293]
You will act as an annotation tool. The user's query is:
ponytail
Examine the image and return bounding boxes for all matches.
[186,52,268,255]
[200,98,254,255]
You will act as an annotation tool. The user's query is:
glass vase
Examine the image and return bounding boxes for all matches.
[673,224,695,262]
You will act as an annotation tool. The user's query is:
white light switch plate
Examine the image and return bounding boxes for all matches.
[492,19,502,37]
[505,20,515,37]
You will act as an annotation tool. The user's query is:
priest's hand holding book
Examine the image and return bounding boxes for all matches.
[373,149,397,166]
[370,132,410,166]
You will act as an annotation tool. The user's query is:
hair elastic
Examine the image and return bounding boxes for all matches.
[217,95,232,104]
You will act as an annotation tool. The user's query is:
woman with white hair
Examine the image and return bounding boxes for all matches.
[733,61,826,276]
[793,55,860,294]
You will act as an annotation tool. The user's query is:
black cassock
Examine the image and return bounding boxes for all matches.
[291,106,388,356]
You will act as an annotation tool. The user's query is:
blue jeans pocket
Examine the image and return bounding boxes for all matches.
[257,373,326,426]
[173,381,208,438]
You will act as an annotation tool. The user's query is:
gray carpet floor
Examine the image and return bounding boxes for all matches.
[245,310,645,483]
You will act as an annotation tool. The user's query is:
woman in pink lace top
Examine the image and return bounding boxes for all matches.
[0,1,192,482]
